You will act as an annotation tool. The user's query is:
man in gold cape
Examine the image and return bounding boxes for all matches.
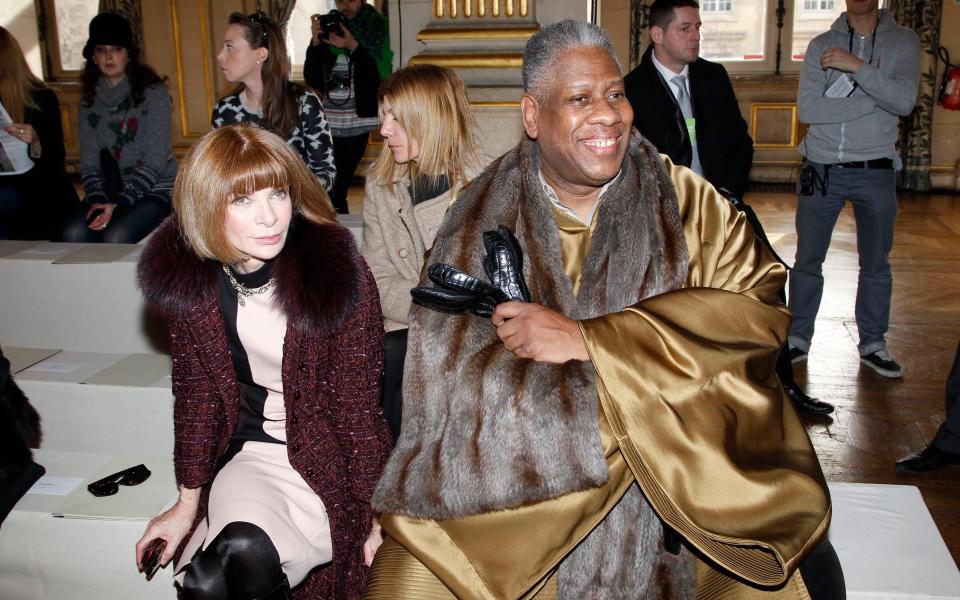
[364,20,844,600]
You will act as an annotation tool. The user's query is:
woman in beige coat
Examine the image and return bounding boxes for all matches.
[361,65,485,439]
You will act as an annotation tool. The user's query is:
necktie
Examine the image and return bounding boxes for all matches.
[672,75,693,118]
[670,75,703,176]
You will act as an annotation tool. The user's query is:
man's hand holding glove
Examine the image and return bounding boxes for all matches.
[411,225,531,318]
[412,225,588,363]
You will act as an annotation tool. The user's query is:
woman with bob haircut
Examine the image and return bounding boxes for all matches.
[135,124,392,599]
[62,12,177,243]
[212,12,336,195]
[361,64,486,439]
[0,26,77,239]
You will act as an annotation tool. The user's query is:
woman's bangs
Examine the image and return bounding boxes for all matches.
[223,147,289,198]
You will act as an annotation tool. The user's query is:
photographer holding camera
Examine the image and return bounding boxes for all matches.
[305,0,392,214]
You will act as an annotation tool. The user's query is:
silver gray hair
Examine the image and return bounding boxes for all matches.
[522,20,620,101]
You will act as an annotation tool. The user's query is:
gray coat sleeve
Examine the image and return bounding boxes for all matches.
[851,29,921,117]
[797,37,876,125]
[78,102,108,204]
[123,84,174,205]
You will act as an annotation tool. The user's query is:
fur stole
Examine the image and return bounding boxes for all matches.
[372,133,689,518]
[1,350,41,464]
[137,215,364,336]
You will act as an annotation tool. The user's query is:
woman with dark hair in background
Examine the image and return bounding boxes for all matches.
[62,12,177,243]
[304,0,392,214]
[135,125,391,599]
[0,26,77,240]
[213,12,336,195]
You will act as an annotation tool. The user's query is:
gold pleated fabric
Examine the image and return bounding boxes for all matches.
[694,559,812,600]
[551,206,597,296]
[372,409,633,600]
[579,161,830,588]
[365,159,829,600]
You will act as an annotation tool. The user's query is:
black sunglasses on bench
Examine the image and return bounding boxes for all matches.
[87,463,151,497]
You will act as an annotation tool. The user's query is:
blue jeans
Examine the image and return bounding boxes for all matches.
[787,161,897,356]
[0,185,21,239]
[62,200,168,244]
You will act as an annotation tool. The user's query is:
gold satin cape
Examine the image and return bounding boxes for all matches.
[366,158,829,600]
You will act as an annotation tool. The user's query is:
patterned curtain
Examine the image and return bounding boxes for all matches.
[890,0,941,192]
[256,0,297,30]
[629,0,652,69]
[98,0,143,54]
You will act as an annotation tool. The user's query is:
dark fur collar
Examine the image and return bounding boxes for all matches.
[138,216,363,336]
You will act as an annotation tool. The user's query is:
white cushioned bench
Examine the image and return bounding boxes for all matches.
[0,215,363,356]
[0,449,178,599]
[827,482,960,599]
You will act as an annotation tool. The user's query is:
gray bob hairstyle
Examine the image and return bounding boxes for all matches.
[522,20,620,100]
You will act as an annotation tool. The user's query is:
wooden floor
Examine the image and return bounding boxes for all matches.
[748,190,960,565]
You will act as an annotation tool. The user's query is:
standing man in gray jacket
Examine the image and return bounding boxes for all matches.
[788,0,919,378]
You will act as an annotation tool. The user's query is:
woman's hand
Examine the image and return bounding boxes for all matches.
[5,123,41,157]
[5,123,36,145]
[362,514,384,567]
[135,487,200,570]
[86,203,116,231]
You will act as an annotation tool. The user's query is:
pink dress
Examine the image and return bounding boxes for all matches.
[175,271,333,587]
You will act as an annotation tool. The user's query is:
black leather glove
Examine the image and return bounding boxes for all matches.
[410,263,508,318]
[410,225,531,318]
[482,225,531,303]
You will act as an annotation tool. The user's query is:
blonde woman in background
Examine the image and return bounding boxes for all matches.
[0,26,77,239]
[361,64,487,439]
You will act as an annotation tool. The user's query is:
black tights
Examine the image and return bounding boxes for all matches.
[182,522,290,600]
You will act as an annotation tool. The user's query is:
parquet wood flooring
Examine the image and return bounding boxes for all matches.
[749,190,960,565]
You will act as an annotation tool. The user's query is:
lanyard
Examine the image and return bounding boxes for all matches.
[847,17,879,66]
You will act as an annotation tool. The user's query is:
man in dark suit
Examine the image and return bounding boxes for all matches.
[625,0,834,415]
[625,0,751,199]
[896,341,960,473]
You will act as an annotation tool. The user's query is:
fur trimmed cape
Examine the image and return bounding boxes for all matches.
[373,133,688,517]
[372,134,696,597]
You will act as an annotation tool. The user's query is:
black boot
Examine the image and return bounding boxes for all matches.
[251,575,292,600]
[783,380,834,415]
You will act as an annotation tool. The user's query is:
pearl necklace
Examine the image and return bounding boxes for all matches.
[221,264,276,307]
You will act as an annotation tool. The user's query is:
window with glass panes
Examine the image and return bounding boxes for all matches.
[697,0,884,72]
[702,0,733,13]
[802,0,835,11]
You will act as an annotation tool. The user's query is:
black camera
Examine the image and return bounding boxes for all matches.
[318,10,346,36]
[327,75,349,90]
[799,165,816,196]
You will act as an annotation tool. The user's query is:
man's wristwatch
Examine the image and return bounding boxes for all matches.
[717,187,743,208]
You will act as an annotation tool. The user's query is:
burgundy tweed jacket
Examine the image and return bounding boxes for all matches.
[138,216,393,599]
